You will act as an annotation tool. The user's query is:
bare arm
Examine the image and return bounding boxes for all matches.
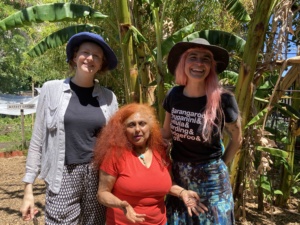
[97,170,146,223]
[161,112,172,139]
[222,118,242,164]
[168,167,208,216]
[20,183,38,221]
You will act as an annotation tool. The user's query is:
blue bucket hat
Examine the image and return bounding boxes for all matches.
[66,32,118,70]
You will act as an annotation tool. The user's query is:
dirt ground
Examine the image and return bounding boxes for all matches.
[0,156,45,225]
[0,156,299,225]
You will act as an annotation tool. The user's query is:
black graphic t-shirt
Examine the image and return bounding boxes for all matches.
[163,86,239,162]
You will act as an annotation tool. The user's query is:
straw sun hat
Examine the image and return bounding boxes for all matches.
[167,38,229,75]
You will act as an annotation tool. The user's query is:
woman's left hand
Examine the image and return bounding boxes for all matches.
[181,190,208,216]
[121,201,146,223]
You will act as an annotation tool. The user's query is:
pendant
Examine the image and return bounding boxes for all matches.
[139,154,146,165]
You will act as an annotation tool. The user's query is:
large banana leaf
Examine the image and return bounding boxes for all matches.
[255,96,300,120]
[0,3,107,31]
[245,107,268,128]
[159,23,196,58]
[27,24,104,58]
[183,30,246,57]
[275,102,300,120]
[256,146,289,158]
[224,0,251,22]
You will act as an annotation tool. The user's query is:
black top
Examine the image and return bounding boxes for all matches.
[64,81,105,165]
[163,86,239,162]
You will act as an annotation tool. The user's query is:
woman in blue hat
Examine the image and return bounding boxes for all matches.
[20,32,118,225]
[162,38,242,225]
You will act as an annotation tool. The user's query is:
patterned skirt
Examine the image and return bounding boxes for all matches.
[166,159,235,225]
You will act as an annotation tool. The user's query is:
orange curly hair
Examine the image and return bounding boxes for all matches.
[93,103,168,169]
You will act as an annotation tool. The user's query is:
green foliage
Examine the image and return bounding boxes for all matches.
[184,30,246,57]
[258,175,283,205]
[122,24,147,45]
[0,115,33,152]
[28,24,104,57]
[0,2,109,94]
[0,30,30,93]
[291,172,300,195]
[245,108,268,128]
[255,72,278,99]
[276,102,300,120]
[224,0,251,22]
[219,70,239,86]
[256,146,289,159]
[0,3,107,31]
[158,23,196,58]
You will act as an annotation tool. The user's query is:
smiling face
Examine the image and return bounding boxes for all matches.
[184,48,213,82]
[73,42,104,75]
[124,112,151,149]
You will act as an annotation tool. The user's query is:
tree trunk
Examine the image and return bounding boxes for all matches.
[153,7,166,124]
[117,0,138,103]
[230,0,278,202]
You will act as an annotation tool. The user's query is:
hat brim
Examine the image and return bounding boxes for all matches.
[66,32,118,70]
[167,42,229,75]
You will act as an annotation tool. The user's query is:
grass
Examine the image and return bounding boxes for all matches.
[0,115,33,152]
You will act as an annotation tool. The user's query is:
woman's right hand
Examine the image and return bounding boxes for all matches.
[20,184,38,221]
[181,190,208,216]
[121,201,146,223]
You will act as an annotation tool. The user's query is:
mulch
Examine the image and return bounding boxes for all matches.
[0,156,45,225]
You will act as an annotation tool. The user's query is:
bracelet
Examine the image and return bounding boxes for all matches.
[178,189,186,198]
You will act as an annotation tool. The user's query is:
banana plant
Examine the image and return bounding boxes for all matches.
[275,79,300,206]
[27,24,104,57]
[224,0,251,22]
[0,3,107,30]
[230,0,281,203]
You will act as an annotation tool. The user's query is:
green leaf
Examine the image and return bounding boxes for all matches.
[27,24,104,57]
[184,30,246,57]
[292,186,299,194]
[256,146,289,158]
[274,102,300,120]
[280,136,289,144]
[274,190,283,195]
[225,0,251,22]
[245,108,268,128]
[149,0,163,8]
[129,25,147,44]
[259,177,271,192]
[0,3,107,31]
[254,96,269,103]
[294,172,300,181]
[122,27,132,45]
[219,70,238,85]
[255,96,300,120]
[160,23,196,58]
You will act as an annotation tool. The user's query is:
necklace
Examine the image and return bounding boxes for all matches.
[138,154,146,165]
[136,147,148,165]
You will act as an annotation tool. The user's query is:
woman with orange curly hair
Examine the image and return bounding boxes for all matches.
[94,103,207,225]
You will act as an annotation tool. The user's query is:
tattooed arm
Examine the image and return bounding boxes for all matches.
[222,117,242,165]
